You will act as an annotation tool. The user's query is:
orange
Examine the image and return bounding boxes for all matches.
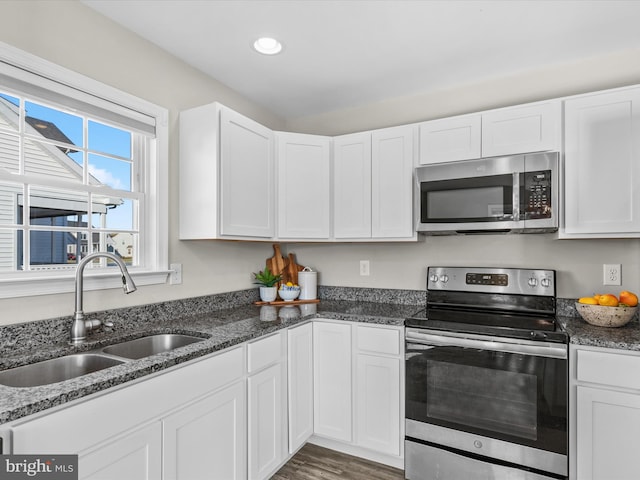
[620,291,639,307]
[598,294,619,307]
[593,294,602,302]
[578,297,598,305]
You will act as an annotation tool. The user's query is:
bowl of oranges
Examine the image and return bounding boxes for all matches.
[576,291,639,327]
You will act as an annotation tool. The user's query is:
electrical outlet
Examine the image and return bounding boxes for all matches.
[603,264,621,286]
[360,260,370,276]
[170,263,183,285]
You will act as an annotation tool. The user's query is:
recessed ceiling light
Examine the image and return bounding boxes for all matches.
[253,37,283,55]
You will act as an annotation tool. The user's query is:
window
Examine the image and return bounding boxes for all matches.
[0,44,168,298]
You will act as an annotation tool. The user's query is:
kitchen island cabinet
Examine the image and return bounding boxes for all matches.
[571,345,640,480]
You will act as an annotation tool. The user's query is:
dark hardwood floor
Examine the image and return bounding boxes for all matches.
[272,443,405,480]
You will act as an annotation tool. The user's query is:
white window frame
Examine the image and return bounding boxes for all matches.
[0,41,169,298]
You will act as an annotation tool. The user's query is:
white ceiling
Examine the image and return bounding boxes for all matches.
[82,0,640,120]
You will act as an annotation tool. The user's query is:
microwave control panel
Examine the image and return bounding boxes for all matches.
[523,170,552,219]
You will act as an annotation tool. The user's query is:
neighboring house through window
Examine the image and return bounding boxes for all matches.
[0,42,168,298]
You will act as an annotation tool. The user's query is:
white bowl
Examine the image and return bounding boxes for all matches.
[278,285,300,301]
[575,303,638,328]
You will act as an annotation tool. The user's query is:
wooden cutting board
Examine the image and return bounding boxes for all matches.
[284,252,305,285]
[266,244,287,285]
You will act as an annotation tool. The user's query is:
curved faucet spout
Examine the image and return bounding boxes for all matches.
[70,252,137,344]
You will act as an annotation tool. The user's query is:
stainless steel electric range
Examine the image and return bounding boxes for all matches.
[405,266,568,480]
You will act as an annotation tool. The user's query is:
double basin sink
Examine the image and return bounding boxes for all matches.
[0,334,206,388]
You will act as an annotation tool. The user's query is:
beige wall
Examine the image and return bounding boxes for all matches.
[283,49,640,301]
[0,0,285,324]
[0,1,639,325]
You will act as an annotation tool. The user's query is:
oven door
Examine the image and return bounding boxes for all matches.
[415,155,524,233]
[405,328,567,477]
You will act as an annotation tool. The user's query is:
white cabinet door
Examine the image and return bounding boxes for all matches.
[220,107,275,237]
[179,103,274,239]
[287,323,314,453]
[277,132,331,238]
[576,385,640,480]
[372,125,415,238]
[355,354,401,456]
[248,363,285,480]
[333,132,372,238]
[481,101,560,157]
[419,114,481,164]
[163,381,246,480]
[79,422,162,480]
[564,87,640,236]
[313,321,352,442]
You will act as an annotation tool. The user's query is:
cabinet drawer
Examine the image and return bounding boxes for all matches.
[356,325,400,356]
[248,332,283,373]
[577,349,640,390]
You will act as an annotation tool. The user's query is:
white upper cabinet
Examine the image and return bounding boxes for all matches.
[419,101,560,165]
[419,114,481,164]
[481,100,561,157]
[372,125,415,238]
[334,125,415,240]
[334,132,372,238]
[220,108,275,237]
[276,132,331,239]
[563,86,640,237]
[179,102,275,239]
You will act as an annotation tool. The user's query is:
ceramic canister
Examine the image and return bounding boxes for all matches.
[298,267,317,300]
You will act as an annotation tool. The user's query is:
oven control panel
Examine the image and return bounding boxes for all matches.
[427,266,555,296]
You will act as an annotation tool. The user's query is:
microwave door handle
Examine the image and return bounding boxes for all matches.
[512,172,520,222]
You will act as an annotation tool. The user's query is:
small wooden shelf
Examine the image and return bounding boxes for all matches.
[253,299,320,306]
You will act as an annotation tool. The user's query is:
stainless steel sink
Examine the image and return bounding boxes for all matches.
[101,334,204,360]
[0,354,125,388]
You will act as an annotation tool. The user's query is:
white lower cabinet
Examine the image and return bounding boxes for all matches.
[312,320,404,467]
[313,321,353,442]
[247,332,287,480]
[287,322,314,453]
[248,364,284,479]
[572,346,640,480]
[355,354,401,456]
[4,320,405,478]
[80,422,162,480]
[8,347,246,480]
[163,381,246,480]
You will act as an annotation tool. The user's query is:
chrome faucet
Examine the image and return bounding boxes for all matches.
[70,252,137,345]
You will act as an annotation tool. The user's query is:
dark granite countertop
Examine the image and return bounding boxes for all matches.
[559,315,640,351]
[0,298,417,425]
[5,287,640,427]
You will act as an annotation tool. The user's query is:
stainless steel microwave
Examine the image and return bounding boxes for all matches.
[415,152,559,234]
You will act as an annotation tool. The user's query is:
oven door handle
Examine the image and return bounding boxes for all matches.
[406,330,567,359]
